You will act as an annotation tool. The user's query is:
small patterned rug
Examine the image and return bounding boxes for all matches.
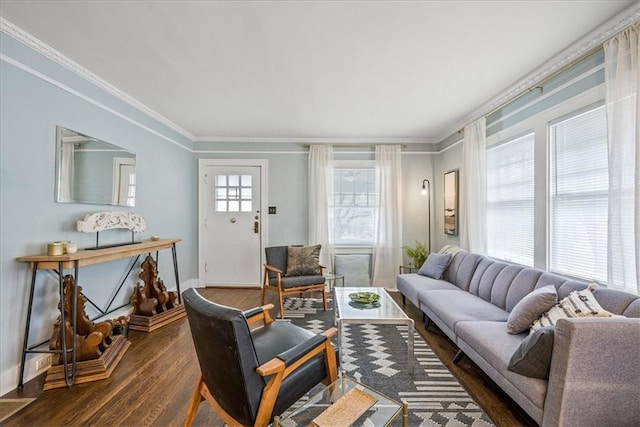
[281,297,494,427]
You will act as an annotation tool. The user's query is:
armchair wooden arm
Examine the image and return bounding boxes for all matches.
[253,329,338,426]
[244,304,275,326]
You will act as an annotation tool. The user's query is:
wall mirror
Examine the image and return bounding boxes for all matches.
[55,126,136,206]
[444,169,458,235]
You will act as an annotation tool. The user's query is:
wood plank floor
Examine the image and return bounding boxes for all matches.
[3,288,537,426]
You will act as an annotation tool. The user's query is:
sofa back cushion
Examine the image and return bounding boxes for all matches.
[442,251,483,291]
[442,249,640,317]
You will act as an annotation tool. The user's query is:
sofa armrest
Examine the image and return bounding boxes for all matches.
[542,317,640,427]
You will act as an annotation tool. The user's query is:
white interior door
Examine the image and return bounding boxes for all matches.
[200,161,266,286]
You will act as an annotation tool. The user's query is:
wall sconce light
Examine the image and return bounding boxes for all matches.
[421,179,429,196]
[421,179,431,253]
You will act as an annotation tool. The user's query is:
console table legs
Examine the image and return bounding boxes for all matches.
[171,243,181,304]
[19,260,78,389]
[18,262,38,388]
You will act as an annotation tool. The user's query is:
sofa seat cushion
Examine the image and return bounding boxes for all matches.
[269,275,326,288]
[397,274,462,307]
[420,290,510,333]
[456,321,548,415]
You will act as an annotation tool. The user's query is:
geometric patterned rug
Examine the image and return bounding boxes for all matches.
[282,297,494,427]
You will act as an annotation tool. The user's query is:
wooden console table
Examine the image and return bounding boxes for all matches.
[16,238,181,388]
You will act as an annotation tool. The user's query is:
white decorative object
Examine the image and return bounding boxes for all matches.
[77,212,147,233]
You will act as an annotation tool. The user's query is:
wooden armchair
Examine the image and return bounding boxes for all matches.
[262,245,328,319]
[183,288,338,427]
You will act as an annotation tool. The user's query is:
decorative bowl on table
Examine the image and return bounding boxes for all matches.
[348,292,380,304]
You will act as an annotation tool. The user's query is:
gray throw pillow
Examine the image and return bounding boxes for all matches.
[507,285,558,334]
[508,326,555,379]
[417,253,451,280]
[286,245,321,276]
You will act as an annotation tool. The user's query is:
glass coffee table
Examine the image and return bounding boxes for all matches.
[334,287,414,375]
[273,374,408,426]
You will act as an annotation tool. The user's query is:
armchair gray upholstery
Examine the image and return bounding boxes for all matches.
[262,246,327,318]
[183,288,338,427]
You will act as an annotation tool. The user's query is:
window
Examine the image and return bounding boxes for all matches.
[486,132,535,266]
[215,174,252,212]
[330,167,377,246]
[549,104,608,282]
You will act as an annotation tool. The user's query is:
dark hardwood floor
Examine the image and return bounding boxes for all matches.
[3,288,536,426]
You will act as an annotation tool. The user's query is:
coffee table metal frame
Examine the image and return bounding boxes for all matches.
[334,287,414,375]
[324,272,345,290]
[273,372,408,427]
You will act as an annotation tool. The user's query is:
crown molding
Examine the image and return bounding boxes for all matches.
[192,136,437,144]
[1,17,437,146]
[437,3,640,142]
[0,17,195,141]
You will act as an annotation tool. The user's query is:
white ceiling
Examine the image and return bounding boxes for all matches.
[0,1,636,142]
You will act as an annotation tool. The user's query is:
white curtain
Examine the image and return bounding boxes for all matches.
[308,145,334,270]
[459,118,487,254]
[60,141,75,201]
[604,22,640,294]
[372,145,403,288]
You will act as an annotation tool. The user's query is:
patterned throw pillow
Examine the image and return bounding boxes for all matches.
[531,283,614,332]
[286,245,322,276]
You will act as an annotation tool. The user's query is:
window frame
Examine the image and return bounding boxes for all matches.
[483,78,605,273]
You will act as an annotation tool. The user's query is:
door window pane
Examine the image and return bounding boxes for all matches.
[215,174,253,212]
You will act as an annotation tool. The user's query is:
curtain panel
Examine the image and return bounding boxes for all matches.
[604,22,640,294]
[308,145,334,270]
[372,145,403,288]
[460,118,487,254]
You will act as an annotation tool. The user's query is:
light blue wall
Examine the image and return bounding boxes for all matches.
[196,150,311,245]
[195,146,436,253]
[0,30,436,392]
[0,33,198,387]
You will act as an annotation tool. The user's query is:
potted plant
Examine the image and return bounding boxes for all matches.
[403,241,428,268]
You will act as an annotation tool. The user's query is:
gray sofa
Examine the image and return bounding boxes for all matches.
[397,250,640,426]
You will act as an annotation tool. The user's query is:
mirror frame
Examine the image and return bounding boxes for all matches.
[444,169,458,236]
[55,126,136,207]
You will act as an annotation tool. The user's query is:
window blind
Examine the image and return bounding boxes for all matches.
[486,133,535,266]
[331,168,377,246]
[549,104,608,282]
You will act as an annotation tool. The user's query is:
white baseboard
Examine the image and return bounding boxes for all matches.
[1,353,51,396]
[0,278,200,396]
[178,278,198,292]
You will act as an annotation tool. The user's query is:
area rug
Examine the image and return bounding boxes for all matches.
[0,398,36,423]
[281,297,494,427]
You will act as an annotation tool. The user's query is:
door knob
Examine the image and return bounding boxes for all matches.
[230,218,237,223]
